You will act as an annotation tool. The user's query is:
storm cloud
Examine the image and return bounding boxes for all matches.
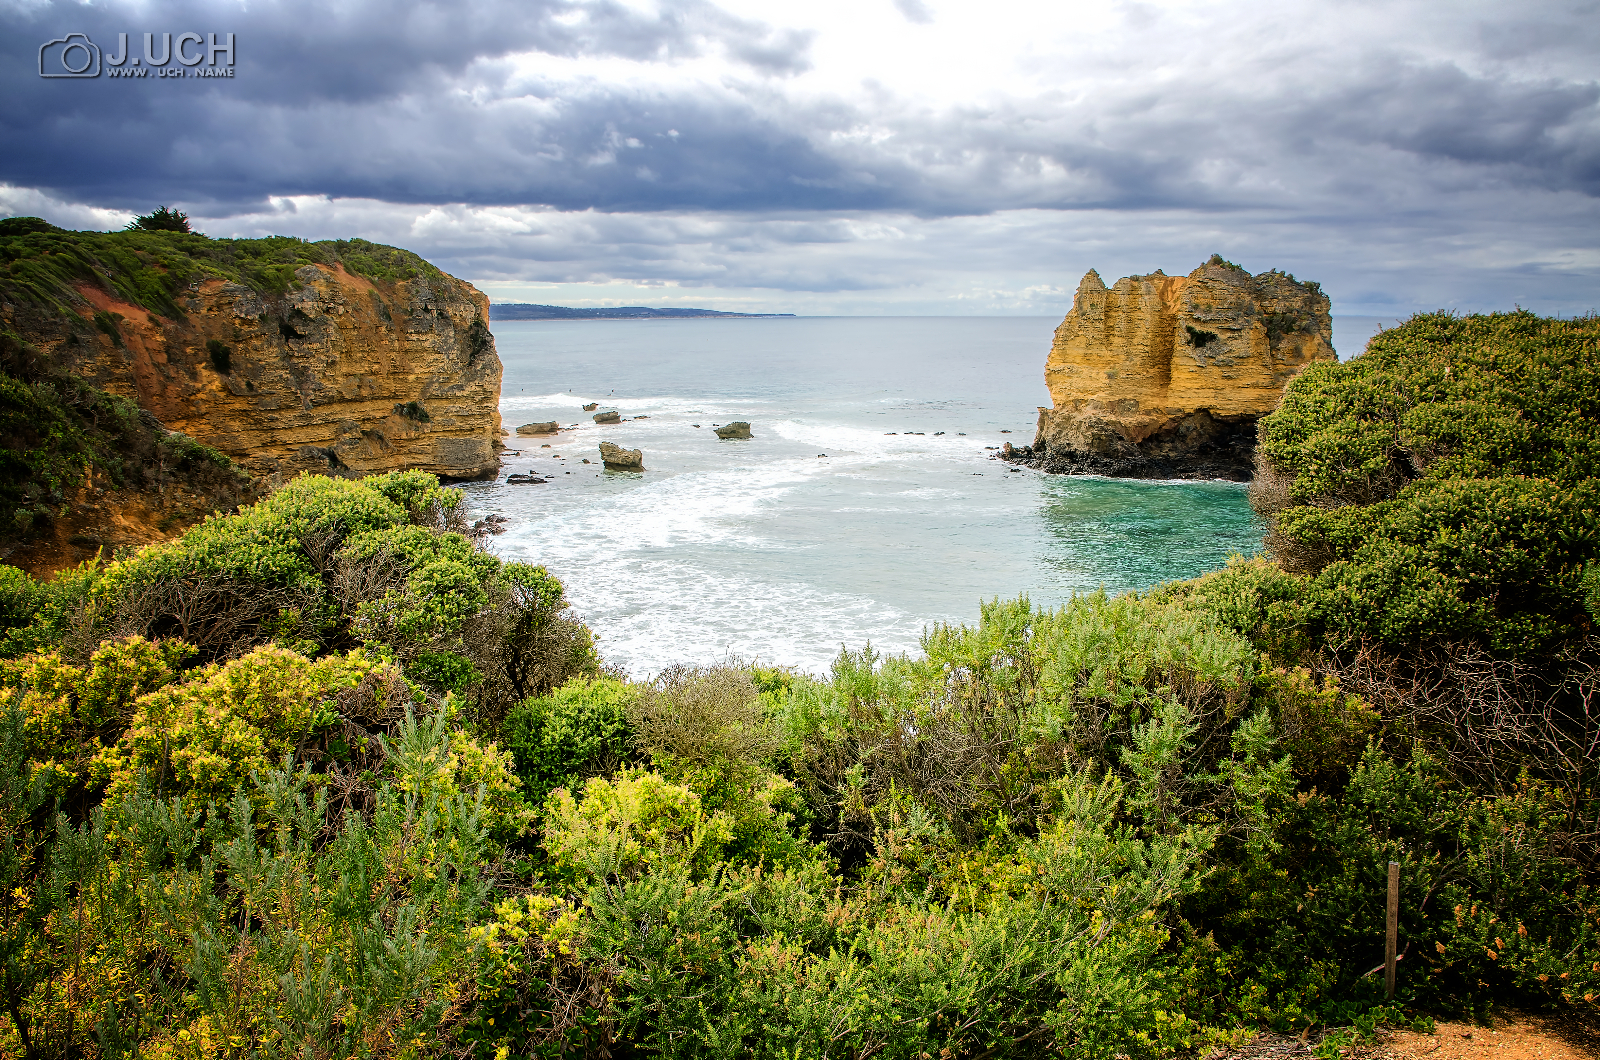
[2,0,1596,315]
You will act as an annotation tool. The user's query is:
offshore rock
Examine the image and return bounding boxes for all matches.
[45,263,503,481]
[1010,257,1335,480]
[516,421,559,435]
[593,410,622,424]
[714,421,752,439]
[599,441,645,471]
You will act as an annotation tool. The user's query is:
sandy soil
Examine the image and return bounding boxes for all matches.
[1215,1013,1599,1060]
[1375,1014,1598,1060]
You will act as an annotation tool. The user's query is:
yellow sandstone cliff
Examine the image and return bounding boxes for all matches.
[1016,256,1335,479]
[60,262,503,482]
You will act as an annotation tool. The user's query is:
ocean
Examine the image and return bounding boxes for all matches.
[460,315,1386,677]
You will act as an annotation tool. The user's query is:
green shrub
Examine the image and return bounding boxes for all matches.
[1261,311,1600,506]
[0,559,103,659]
[4,737,501,1059]
[1254,311,1600,659]
[1,636,192,795]
[541,768,733,886]
[54,471,590,712]
[0,564,40,647]
[503,676,634,807]
[1180,744,1600,1028]
[1284,476,1599,654]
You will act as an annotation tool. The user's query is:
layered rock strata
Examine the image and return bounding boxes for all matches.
[1006,257,1335,480]
[45,264,503,482]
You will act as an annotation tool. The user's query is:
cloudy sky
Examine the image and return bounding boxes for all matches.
[3,0,1596,315]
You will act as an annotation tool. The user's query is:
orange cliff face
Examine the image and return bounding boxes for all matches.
[59,262,503,482]
[1019,257,1335,480]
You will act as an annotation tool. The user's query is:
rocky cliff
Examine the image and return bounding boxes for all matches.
[0,220,503,573]
[48,259,501,482]
[1007,256,1335,480]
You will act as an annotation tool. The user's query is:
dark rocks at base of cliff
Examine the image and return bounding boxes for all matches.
[1002,408,1258,481]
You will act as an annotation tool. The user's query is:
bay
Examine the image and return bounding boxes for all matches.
[458,315,1338,676]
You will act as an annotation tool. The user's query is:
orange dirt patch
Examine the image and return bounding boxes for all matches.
[1376,1015,1598,1060]
[1213,1014,1599,1060]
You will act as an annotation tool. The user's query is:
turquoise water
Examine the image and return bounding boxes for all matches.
[462,317,1268,676]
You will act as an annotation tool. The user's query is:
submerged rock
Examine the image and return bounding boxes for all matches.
[714,421,752,440]
[599,441,645,471]
[505,474,547,484]
[1015,256,1335,481]
[472,513,510,535]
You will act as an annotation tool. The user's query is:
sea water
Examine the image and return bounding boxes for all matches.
[461,316,1379,676]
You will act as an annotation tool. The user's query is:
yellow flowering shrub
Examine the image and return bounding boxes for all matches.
[541,768,733,885]
[93,644,379,805]
[384,702,533,840]
[0,635,193,792]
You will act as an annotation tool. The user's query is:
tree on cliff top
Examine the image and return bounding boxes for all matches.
[124,205,191,233]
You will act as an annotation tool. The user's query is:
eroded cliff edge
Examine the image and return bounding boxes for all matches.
[1005,256,1335,480]
[0,219,502,574]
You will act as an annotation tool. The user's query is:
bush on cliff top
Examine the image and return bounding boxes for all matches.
[1254,310,1600,656]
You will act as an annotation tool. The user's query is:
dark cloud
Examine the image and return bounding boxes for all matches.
[1,0,1596,316]
[6,0,1595,219]
[2,0,824,211]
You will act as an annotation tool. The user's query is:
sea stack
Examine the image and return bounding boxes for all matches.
[1011,256,1335,480]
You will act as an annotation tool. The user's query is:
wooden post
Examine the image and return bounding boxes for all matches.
[1385,860,1400,999]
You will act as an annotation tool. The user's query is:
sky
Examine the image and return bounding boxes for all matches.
[2,0,1597,316]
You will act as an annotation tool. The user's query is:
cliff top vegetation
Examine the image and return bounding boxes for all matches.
[0,215,446,326]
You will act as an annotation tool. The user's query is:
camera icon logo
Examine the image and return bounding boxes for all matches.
[39,33,101,78]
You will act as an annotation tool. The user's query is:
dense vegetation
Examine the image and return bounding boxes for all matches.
[0,216,445,321]
[1,311,1596,1060]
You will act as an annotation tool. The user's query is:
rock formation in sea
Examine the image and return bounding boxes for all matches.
[516,421,559,435]
[599,441,645,471]
[1006,256,1335,480]
[714,421,753,439]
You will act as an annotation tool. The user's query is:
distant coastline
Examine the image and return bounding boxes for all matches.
[489,303,795,320]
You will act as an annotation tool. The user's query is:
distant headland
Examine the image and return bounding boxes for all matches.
[489,303,795,320]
